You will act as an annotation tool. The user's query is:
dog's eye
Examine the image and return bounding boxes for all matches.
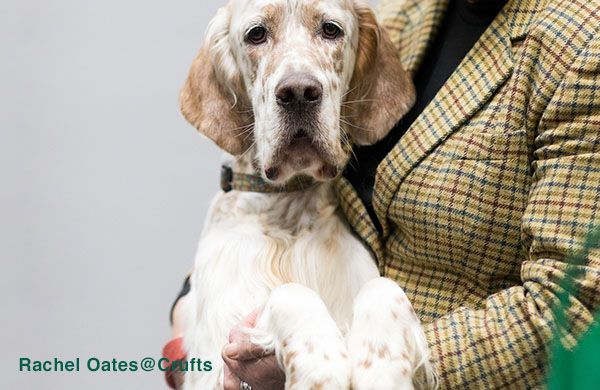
[322,22,341,39]
[247,26,267,44]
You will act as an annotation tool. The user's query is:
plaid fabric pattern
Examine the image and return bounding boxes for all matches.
[335,0,600,388]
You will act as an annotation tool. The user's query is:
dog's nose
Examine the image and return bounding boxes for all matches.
[275,73,323,109]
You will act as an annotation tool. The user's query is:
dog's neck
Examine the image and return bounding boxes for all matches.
[225,150,320,194]
[213,151,338,235]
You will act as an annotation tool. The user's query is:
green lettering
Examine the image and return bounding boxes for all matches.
[178,360,189,372]
[157,358,169,372]
[88,357,99,371]
[19,358,31,371]
[191,358,201,371]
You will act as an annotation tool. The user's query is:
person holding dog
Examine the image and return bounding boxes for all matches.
[166,0,600,388]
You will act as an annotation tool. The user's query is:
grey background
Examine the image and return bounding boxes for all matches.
[1,0,378,389]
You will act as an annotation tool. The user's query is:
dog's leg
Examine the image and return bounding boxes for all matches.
[347,277,437,390]
[246,283,351,390]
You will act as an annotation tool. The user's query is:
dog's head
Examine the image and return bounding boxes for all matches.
[180,0,414,183]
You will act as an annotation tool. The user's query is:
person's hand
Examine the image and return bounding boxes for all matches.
[221,309,286,390]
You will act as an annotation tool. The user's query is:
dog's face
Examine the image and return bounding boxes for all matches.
[180,0,414,183]
[229,0,361,182]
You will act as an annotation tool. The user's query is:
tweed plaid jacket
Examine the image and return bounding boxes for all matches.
[334,0,600,388]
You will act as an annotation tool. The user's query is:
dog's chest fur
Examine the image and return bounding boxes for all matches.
[186,179,379,378]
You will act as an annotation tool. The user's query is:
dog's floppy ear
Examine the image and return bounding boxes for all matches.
[179,6,252,156]
[343,3,415,146]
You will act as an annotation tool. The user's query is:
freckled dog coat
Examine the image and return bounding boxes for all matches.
[177,1,434,389]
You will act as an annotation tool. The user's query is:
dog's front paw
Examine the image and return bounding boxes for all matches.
[250,283,352,390]
[347,278,437,390]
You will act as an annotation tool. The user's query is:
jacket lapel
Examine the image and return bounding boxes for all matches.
[373,2,516,238]
[333,0,450,266]
[376,0,450,76]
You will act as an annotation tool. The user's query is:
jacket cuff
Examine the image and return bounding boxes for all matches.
[162,337,187,389]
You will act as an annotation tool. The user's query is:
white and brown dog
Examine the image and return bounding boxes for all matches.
[179,0,435,389]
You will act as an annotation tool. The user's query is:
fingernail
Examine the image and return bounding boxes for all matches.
[223,343,239,359]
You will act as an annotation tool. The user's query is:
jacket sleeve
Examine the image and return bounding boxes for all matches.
[422,34,600,389]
